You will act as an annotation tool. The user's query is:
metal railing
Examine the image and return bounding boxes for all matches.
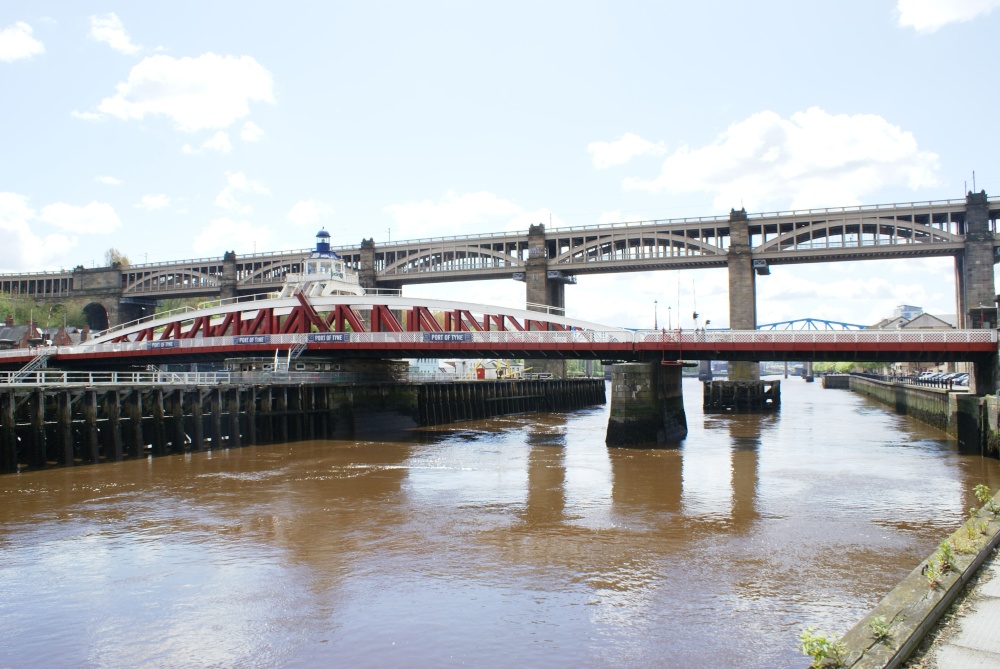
[0,328,994,364]
[0,370,235,386]
[853,372,968,390]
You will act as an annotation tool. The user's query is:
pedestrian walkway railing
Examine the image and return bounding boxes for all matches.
[853,372,967,390]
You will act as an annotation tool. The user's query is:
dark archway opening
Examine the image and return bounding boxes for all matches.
[83,303,109,331]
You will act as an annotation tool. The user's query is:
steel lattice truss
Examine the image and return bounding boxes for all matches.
[757,318,868,331]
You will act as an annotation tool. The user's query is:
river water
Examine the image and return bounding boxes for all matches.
[2,379,1000,669]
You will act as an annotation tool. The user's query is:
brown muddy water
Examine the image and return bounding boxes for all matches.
[2,379,1000,668]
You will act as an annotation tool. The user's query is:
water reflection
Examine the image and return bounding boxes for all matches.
[524,414,568,527]
[728,412,772,532]
[3,381,1000,668]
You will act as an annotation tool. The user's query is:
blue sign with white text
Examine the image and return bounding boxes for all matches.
[423,333,473,343]
[147,340,179,350]
[308,333,351,343]
[234,335,271,345]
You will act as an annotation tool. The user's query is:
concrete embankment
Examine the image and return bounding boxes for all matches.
[847,375,960,435]
[841,375,1000,457]
[0,378,606,474]
[832,492,1000,669]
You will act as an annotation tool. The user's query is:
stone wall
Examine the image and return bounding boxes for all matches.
[849,375,958,435]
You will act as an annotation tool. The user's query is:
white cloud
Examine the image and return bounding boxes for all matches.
[193,217,273,255]
[88,13,142,55]
[215,172,270,213]
[241,121,264,142]
[385,191,534,239]
[505,208,566,232]
[623,107,940,211]
[587,132,667,169]
[287,200,334,227]
[897,0,1000,32]
[136,194,170,210]
[71,110,105,122]
[598,211,626,224]
[0,193,115,271]
[182,131,233,154]
[39,201,121,234]
[0,21,44,63]
[95,175,122,186]
[88,53,275,132]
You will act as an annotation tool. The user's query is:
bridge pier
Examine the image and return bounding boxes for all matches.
[221,251,238,299]
[727,208,760,382]
[359,238,378,290]
[523,223,571,379]
[955,191,998,395]
[606,362,687,446]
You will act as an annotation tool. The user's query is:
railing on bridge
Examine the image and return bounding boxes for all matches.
[852,372,967,390]
[0,329,993,366]
[4,197,999,299]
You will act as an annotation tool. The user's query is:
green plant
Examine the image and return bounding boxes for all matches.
[923,559,944,589]
[799,626,845,668]
[952,534,978,554]
[936,541,956,572]
[974,484,1000,514]
[867,614,891,642]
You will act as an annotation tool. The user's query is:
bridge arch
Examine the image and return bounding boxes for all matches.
[754,218,964,254]
[124,269,221,294]
[550,232,726,265]
[380,247,523,276]
[82,302,110,331]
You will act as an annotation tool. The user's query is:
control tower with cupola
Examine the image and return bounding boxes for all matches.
[278,229,365,298]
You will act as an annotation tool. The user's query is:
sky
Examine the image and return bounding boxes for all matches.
[2,0,999,330]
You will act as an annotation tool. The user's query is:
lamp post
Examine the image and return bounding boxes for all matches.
[668,305,672,330]
[654,300,658,330]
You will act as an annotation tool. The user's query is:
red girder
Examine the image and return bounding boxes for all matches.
[371,305,403,332]
[102,300,582,343]
[294,293,329,332]
[244,308,277,335]
[504,316,525,331]
[325,304,367,333]
[487,314,511,331]
[180,316,212,339]
[210,311,243,337]
[407,306,443,332]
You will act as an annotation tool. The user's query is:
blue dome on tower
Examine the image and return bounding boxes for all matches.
[311,228,338,258]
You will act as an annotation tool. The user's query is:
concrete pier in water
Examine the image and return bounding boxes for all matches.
[605,362,687,446]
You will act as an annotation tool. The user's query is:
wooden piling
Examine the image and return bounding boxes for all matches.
[83,390,99,463]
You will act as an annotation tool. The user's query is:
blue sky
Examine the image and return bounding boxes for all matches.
[2,1,999,329]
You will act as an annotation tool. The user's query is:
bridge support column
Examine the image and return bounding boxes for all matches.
[221,251,237,299]
[359,238,378,290]
[606,362,687,446]
[523,223,569,379]
[727,208,760,381]
[955,191,998,395]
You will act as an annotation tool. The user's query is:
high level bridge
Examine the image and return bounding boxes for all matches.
[2,192,998,382]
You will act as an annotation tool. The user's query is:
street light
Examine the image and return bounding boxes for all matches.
[654,300,658,329]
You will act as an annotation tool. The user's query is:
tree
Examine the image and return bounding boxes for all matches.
[104,247,130,267]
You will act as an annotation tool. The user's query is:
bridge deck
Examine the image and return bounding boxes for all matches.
[0,330,993,369]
